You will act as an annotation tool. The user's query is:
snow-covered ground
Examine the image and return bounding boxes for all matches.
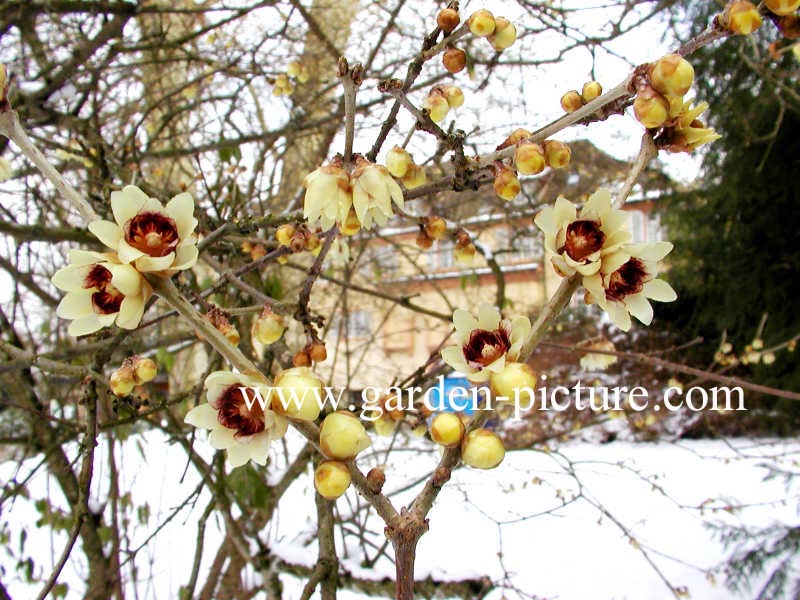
[3,431,799,599]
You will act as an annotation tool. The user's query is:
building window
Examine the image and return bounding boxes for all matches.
[330,310,372,339]
[428,240,455,271]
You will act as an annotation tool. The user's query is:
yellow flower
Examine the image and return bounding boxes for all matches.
[534,188,631,277]
[303,160,352,231]
[52,249,152,336]
[184,371,288,468]
[88,185,198,274]
[441,303,531,383]
[351,157,405,229]
[583,242,677,332]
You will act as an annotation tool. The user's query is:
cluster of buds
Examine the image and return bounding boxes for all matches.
[415,215,448,249]
[740,338,778,365]
[560,81,603,113]
[303,155,405,233]
[272,60,310,96]
[385,146,428,190]
[274,222,321,262]
[251,306,286,345]
[293,340,328,366]
[454,229,477,265]
[633,54,720,153]
[499,128,572,178]
[438,7,517,73]
[203,306,240,346]
[422,85,464,123]
[468,9,518,51]
[109,356,158,397]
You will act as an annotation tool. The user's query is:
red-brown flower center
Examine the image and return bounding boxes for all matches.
[463,328,510,369]
[561,220,605,262]
[124,212,179,257]
[84,265,124,315]
[216,385,266,437]
[605,258,647,302]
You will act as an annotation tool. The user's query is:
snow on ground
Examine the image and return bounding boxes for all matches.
[2,431,799,599]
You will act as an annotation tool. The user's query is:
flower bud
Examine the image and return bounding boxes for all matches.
[581,81,603,102]
[489,362,536,400]
[497,128,532,150]
[293,349,311,367]
[765,0,800,15]
[560,90,583,113]
[250,244,267,261]
[416,230,434,249]
[442,47,467,74]
[252,307,285,345]
[721,1,762,34]
[461,429,505,469]
[468,9,496,37]
[314,461,351,500]
[423,93,450,123]
[320,411,371,459]
[401,165,428,189]
[240,241,253,253]
[444,85,464,108]
[543,140,571,169]
[366,466,386,494]
[437,8,460,33]
[308,341,327,363]
[276,224,295,246]
[386,146,413,178]
[633,87,669,129]
[271,366,323,421]
[650,54,694,97]
[205,309,240,346]
[454,242,476,265]
[493,165,521,201]
[430,412,465,447]
[286,61,302,78]
[340,208,362,236]
[133,357,158,383]
[423,216,447,240]
[110,366,136,397]
[489,17,517,51]
[514,142,546,175]
[374,415,398,436]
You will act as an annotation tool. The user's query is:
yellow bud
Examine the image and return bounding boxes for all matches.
[581,81,603,102]
[133,357,158,383]
[442,47,467,74]
[314,461,351,500]
[386,146,413,178]
[340,208,362,236]
[454,242,476,265]
[650,54,694,97]
[250,244,267,261]
[762,352,776,365]
[423,216,447,240]
[752,338,764,350]
[110,367,136,397]
[543,140,571,169]
[722,1,762,34]
[320,411,371,459]
[633,87,670,129]
[276,223,295,246]
[765,0,800,15]
[494,165,521,201]
[489,362,537,400]
[560,90,583,113]
[308,341,327,363]
[430,413,465,447]
[271,366,323,421]
[437,8,460,33]
[401,164,428,189]
[515,142,546,175]
[252,309,286,345]
[461,429,505,469]
[423,94,450,123]
[444,85,465,108]
[374,416,398,436]
[468,9,496,37]
[497,128,532,150]
[489,17,517,51]
[286,61,302,78]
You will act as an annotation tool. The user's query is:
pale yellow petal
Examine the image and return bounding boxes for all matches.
[624,292,654,325]
[165,192,197,240]
[88,220,122,250]
[643,279,677,302]
[184,403,219,429]
[57,291,94,319]
[477,304,500,330]
[111,185,150,226]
